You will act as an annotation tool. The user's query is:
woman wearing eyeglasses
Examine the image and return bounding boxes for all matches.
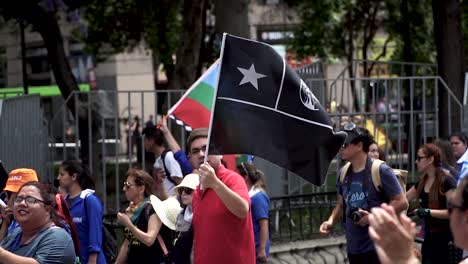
[115,168,174,264]
[172,173,199,264]
[0,168,39,241]
[367,178,468,264]
[236,162,270,263]
[57,160,106,264]
[0,182,76,263]
[406,143,457,263]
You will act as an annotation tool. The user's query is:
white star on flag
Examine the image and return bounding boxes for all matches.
[237,63,266,90]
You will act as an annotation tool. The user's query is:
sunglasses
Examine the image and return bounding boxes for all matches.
[416,156,428,162]
[123,181,137,188]
[447,200,465,214]
[343,122,362,141]
[179,188,194,195]
[344,122,357,131]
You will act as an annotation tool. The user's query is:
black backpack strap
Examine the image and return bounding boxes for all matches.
[341,165,351,224]
[161,150,176,185]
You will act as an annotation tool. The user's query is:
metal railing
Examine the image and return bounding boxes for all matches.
[43,75,464,211]
[269,192,342,242]
[285,75,464,195]
[329,60,437,111]
[47,89,187,214]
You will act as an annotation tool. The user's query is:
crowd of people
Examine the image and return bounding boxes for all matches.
[0,117,271,264]
[321,123,468,264]
[5,118,468,263]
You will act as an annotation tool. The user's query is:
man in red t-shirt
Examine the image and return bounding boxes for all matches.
[187,128,255,264]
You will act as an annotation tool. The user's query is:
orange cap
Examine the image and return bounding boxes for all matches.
[4,168,39,193]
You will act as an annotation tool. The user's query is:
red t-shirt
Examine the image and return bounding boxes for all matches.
[192,165,255,264]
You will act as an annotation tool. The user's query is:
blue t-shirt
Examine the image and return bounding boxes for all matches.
[338,163,403,254]
[66,191,106,264]
[250,191,271,258]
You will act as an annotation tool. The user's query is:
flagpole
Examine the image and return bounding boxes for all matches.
[202,33,228,190]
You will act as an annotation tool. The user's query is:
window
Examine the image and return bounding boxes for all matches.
[25,43,52,86]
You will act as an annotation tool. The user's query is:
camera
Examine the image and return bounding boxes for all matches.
[348,206,364,222]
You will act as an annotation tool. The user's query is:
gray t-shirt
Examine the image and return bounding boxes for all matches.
[0,226,76,264]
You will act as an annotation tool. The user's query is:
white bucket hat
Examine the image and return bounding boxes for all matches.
[173,173,200,195]
[150,195,182,230]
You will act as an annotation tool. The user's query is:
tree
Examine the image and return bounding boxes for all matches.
[82,0,206,92]
[432,0,465,136]
[387,0,435,75]
[0,1,95,165]
[289,0,396,111]
[213,0,250,38]
[167,0,207,91]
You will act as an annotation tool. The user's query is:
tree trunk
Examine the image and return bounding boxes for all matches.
[401,0,412,77]
[345,9,359,112]
[168,0,206,91]
[432,0,465,137]
[213,0,250,38]
[165,0,206,139]
[32,5,93,166]
[401,0,416,164]
[197,0,209,77]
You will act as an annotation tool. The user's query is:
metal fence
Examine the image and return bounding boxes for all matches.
[288,75,463,194]
[47,89,187,214]
[45,76,463,212]
[0,95,48,180]
[269,192,342,242]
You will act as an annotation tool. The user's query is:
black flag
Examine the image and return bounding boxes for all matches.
[208,34,346,186]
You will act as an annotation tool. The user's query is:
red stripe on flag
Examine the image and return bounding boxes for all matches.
[171,98,211,129]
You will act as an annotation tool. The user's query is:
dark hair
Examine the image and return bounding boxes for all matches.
[18,181,80,256]
[142,127,164,146]
[350,128,374,153]
[378,148,386,161]
[187,128,208,150]
[60,160,95,190]
[126,168,154,197]
[416,143,450,207]
[369,141,386,161]
[450,132,468,145]
[18,182,59,223]
[434,138,458,177]
[220,159,228,168]
[236,163,266,190]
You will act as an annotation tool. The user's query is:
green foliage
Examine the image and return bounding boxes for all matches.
[387,0,435,65]
[461,0,468,67]
[289,0,436,69]
[81,0,181,66]
[289,0,345,59]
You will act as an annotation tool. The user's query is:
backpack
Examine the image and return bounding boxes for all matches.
[160,150,182,185]
[339,159,408,194]
[83,194,117,264]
